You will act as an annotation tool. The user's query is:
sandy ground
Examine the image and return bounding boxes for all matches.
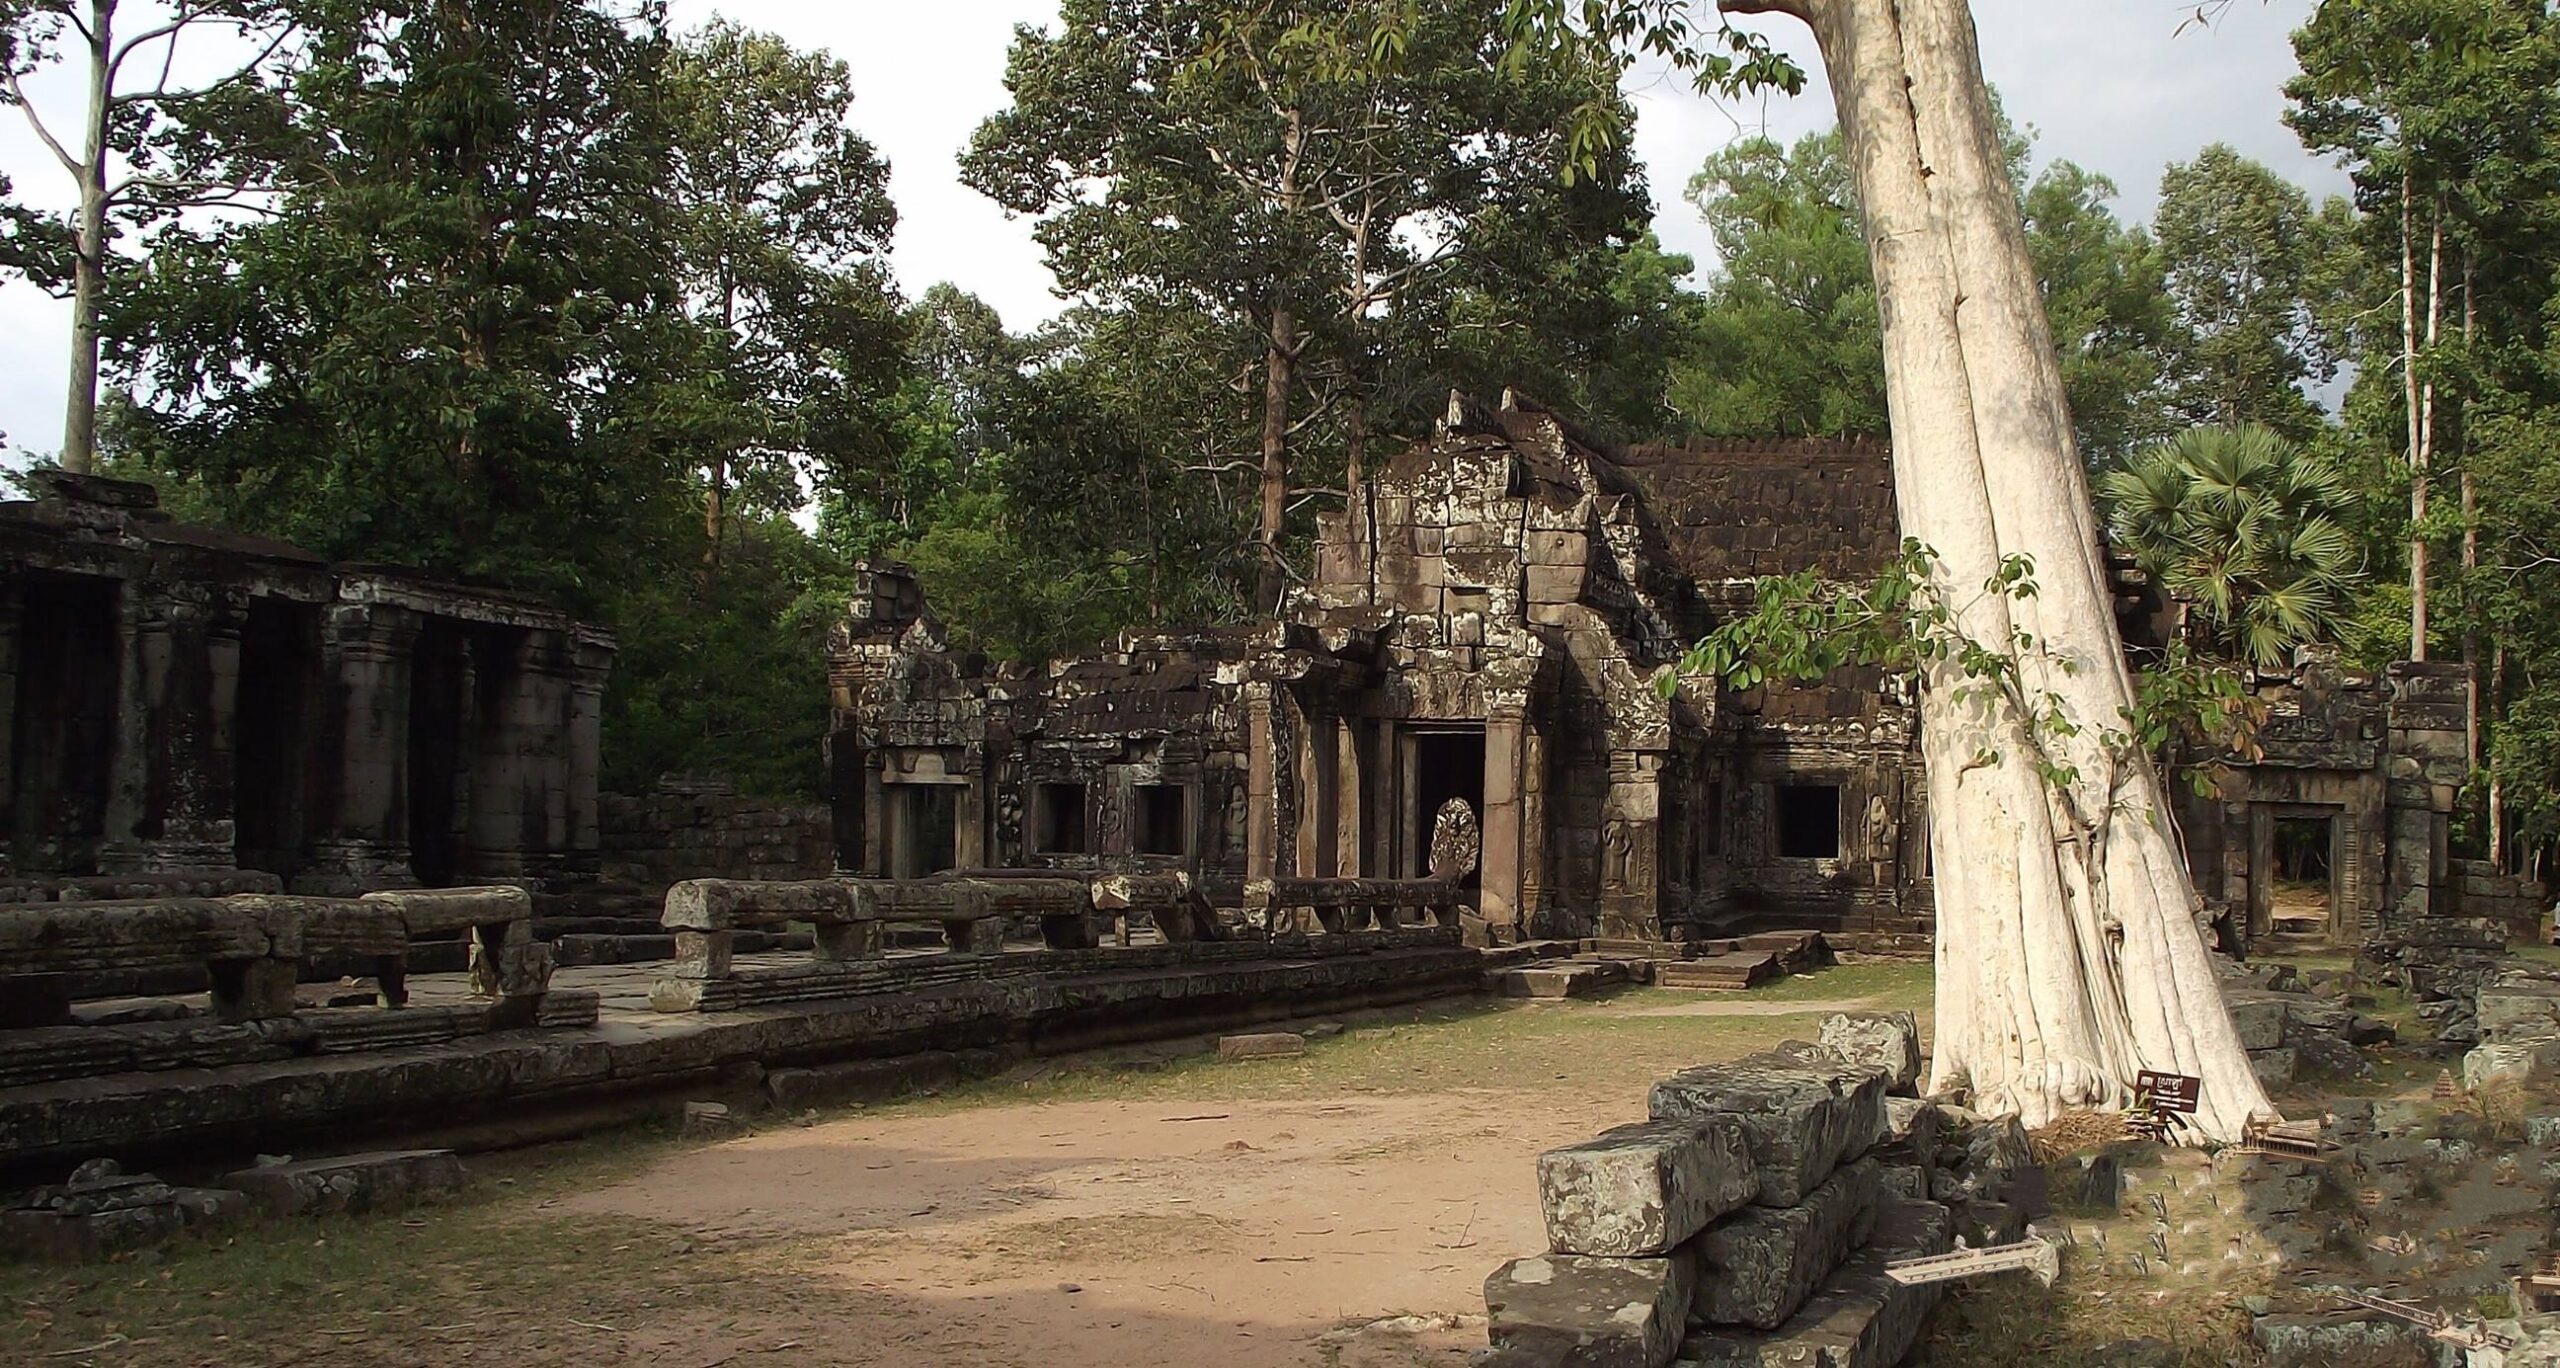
[559,996,1885,1368]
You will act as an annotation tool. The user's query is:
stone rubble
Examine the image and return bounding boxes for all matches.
[1487,1014,2047,1368]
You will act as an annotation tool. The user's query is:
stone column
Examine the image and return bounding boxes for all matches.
[1243,682,1280,884]
[300,601,422,892]
[1478,707,1529,946]
[1596,751,1668,944]
[0,578,19,877]
[463,630,539,881]
[1333,718,1363,878]
[564,629,613,881]
[102,580,247,871]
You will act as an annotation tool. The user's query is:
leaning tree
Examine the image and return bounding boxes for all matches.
[1516,0,2279,1140]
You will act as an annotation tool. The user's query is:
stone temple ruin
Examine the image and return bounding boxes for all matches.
[831,390,2504,962]
[2,391,2552,1368]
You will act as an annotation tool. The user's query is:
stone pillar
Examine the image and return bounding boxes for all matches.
[1333,718,1364,878]
[1478,707,1529,946]
[0,578,19,877]
[564,629,612,881]
[1519,722,1548,928]
[1243,682,1280,884]
[463,629,542,881]
[2384,661,2469,939]
[299,601,422,892]
[102,580,247,871]
[1597,751,1668,944]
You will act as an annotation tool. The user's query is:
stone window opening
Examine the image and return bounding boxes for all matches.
[887,784,959,879]
[1775,783,1843,860]
[1135,783,1188,857]
[1037,782,1089,855]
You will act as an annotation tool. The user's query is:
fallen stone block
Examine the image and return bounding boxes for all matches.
[1676,1196,1951,1368]
[1486,1251,1695,1368]
[1,1160,248,1260]
[1503,962,1630,999]
[1217,1032,1308,1059]
[1692,1158,1881,1330]
[2222,991,2290,1051]
[1650,1053,1888,1207]
[220,1150,466,1216]
[2465,1041,2560,1092]
[1817,1014,1921,1096]
[1539,1115,1758,1258]
[2479,976,2560,1044]
[2293,1034,2369,1082]
[2248,1046,2298,1090]
[1880,1098,1940,1156]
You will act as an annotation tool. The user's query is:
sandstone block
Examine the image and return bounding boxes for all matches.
[1218,1032,1307,1060]
[2465,1041,2560,1091]
[1816,1014,1921,1096]
[1880,1098,1940,1156]
[1691,1158,1880,1330]
[1486,1251,1694,1368]
[1650,1052,1887,1207]
[2249,1047,2298,1090]
[2222,992,2289,1051]
[1675,1196,1951,1368]
[2479,977,2560,1043]
[1539,1116,1758,1258]
[221,1149,466,1216]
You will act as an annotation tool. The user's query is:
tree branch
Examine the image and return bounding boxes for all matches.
[3,67,82,175]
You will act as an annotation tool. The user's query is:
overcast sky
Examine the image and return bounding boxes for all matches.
[0,0,2345,460]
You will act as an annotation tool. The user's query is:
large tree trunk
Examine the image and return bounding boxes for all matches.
[60,1,114,476]
[1738,0,2275,1140]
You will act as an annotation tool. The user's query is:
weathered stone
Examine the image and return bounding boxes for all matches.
[1650,1052,1888,1207]
[2465,1041,2560,1091]
[2478,977,2560,1043]
[1815,1014,1920,1096]
[1675,1197,1952,1368]
[1504,962,1631,999]
[1879,1098,1939,1156]
[2293,1034,2369,1081]
[1217,1032,1307,1059]
[2250,1312,2439,1368]
[1691,1159,1880,1330]
[220,1149,466,1216]
[1485,1251,1695,1368]
[2222,992,2290,1051]
[2248,1047,2298,1090]
[1538,1116,1758,1258]
[1,1166,249,1260]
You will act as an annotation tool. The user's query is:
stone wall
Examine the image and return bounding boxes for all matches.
[599,786,834,889]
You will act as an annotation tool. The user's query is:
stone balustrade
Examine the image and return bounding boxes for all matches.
[649,872,1470,1014]
[0,886,546,1028]
[1218,875,1468,933]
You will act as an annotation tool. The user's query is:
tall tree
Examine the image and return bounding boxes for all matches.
[1511,0,2276,1140]
[0,0,300,471]
[662,18,902,584]
[2152,143,2341,439]
[108,0,693,601]
[965,0,1645,610]
[1671,122,2178,463]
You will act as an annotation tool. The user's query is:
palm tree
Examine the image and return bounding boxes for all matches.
[2099,425,2361,669]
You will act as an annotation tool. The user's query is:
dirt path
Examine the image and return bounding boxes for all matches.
[565,1088,1624,1368]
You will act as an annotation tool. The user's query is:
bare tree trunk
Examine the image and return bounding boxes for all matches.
[2401,172,2430,661]
[2491,643,2507,870]
[1746,0,2274,1140]
[60,1,115,475]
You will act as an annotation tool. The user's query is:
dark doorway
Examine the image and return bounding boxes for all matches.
[888,784,959,878]
[1037,782,1089,855]
[1776,783,1843,859]
[11,574,122,873]
[406,620,470,886]
[1136,783,1188,857]
[2270,813,2337,939]
[1407,728,1485,879]
[234,598,318,877]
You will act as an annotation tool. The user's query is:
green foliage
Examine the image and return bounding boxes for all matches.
[603,514,843,800]
[2099,425,2364,668]
[1667,122,2183,463]
[2153,145,2348,438]
[899,489,1147,664]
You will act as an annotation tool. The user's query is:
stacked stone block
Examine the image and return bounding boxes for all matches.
[1484,1013,1992,1368]
[2463,971,2560,1090]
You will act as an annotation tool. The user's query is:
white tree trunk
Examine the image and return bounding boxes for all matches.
[1737,0,2277,1141]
